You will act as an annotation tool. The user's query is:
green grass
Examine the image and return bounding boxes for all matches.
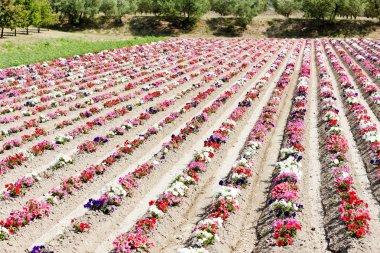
[0,36,167,69]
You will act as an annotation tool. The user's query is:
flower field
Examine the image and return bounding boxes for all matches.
[0,38,379,253]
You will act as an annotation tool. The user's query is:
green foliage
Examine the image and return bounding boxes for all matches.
[341,0,366,19]
[273,0,301,17]
[302,0,335,20]
[100,0,138,22]
[19,0,56,28]
[100,0,117,18]
[211,0,237,16]
[211,0,268,28]
[0,36,166,68]
[137,0,153,13]
[234,0,267,27]
[153,0,210,20]
[365,0,380,20]
[302,0,368,20]
[0,0,24,31]
[51,0,102,24]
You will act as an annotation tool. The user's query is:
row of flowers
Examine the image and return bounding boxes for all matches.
[0,41,253,175]
[316,39,371,238]
[110,41,296,253]
[0,39,244,128]
[265,40,311,247]
[342,38,380,79]
[329,39,380,118]
[323,39,380,179]
[0,40,279,240]
[0,40,237,146]
[0,49,211,149]
[0,39,206,109]
[81,41,289,216]
[2,39,255,142]
[84,40,289,216]
[177,41,303,253]
[68,40,283,212]
[359,38,380,63]
[0,40,269,204]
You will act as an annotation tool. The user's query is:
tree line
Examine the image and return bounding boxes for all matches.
[1,0,380,38]
[0,0,269,36]
[49,0,268,27]
[273,0,380,21]
[0,0,55,37]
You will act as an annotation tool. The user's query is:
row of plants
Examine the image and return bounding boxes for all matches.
[0,39,271,201]
[109,41,297,253]
[329,39,380,119]
[177,40,303,253]
[316,39,371,238]
[323,39,380,183]
[0,40,285,241]
[0,39,243,153]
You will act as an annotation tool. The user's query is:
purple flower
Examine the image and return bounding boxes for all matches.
[30,245,53,253]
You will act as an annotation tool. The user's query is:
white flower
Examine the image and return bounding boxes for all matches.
[38,114,49,122]
[44,193,58,204]
[0,226,10,237]
[102,183,126,197]
[149,204,164,217]
[233,157,248,167]
[165,181,188,197]
[123,122,133,129]
[346,96,359,104]
[224,119,236,127]
[55,134,70,144]
[270,199,299,211]
[22,110,31,116]
[175,174,196,185]
[275,156,302,179]
[107,131,115,138]
[323,111,339,122]
[216,186,240,200]
[280,147,299,159]
[363,131,380,142]
[177,247,209,253]
[25,171,42,181]
[328,127,342,134]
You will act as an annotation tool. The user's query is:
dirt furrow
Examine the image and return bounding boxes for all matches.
[9,42,287,253]
[328,40,380,123]
[89,41,297,253]
[320,39,380,253]
[149,41,301,253]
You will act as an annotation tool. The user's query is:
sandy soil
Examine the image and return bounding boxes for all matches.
[0,38,380,253]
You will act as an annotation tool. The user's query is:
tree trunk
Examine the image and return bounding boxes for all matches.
[38,27,40,33]
[79,12,83,25]
[331,5,339,21]
[26,27,28,35]
[1,27,3,38]
[14,28,16,36]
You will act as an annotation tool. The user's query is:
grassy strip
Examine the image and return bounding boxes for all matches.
[0,36,166,69]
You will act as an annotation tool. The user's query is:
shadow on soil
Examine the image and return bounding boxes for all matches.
[206,17,245,37]
[128,16,180,36]
[265,18,379,38]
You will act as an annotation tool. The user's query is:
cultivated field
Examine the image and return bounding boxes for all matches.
[0,38,379,253]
